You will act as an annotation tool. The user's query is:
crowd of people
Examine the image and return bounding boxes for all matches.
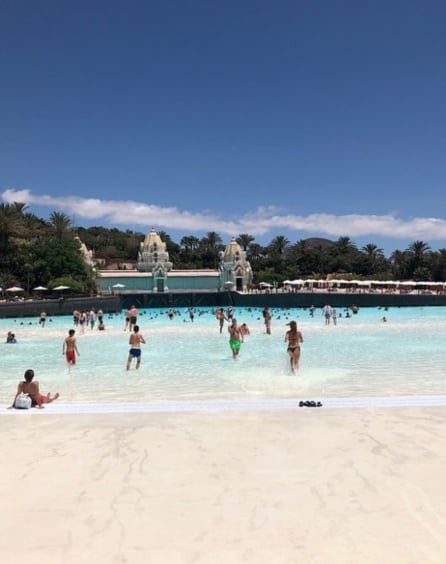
[6,302,365,410]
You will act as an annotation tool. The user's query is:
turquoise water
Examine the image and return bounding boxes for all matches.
[1,306,446,405]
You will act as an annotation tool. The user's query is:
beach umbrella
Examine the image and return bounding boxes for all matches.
[33,285,48,291]
[112,283,126,288]
[6,286,24,292]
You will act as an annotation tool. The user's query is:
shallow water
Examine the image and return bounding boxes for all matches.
[1,306,446,405]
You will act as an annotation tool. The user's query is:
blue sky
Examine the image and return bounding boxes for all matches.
[1,0,446,256]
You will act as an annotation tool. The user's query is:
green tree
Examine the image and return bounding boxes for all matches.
[236,233,255,251]
[49,211,73,242]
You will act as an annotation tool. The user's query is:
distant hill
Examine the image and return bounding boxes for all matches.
[304,237,334,250]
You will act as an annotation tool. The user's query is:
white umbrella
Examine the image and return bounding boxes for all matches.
[53,285,71,291]
[6,286,24,292]
[112,283,126,288]
[33,286,48,291]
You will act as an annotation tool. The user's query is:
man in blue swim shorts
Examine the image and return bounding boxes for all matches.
[126,325,146,370]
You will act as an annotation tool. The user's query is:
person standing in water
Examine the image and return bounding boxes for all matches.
[128,305,139,332]
[215,308,226,333]
[126,325,146,370]
[263,306,272,334]
[63,329,80,368]
[228,318,242,359]
[284,321,304,373]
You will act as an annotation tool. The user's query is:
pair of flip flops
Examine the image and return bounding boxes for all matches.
[299,400,322,408]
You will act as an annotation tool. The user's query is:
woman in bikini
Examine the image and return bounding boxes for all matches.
[9,369,59,409]
[284,321,304,373]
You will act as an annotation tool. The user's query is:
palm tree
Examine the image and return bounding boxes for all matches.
[236,233,255,251]
[407,240,431,262]
[390,250,409,280]
[200,231,223,251]
[49,211,73,242]
[246,243,265,264]
[406,240,431,278]
[266,235,290,272]
[180,236,200,252]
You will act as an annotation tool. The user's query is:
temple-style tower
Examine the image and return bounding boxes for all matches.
[137,229,173,292]
[218,238,252,292]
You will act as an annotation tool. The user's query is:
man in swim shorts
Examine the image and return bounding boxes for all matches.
[128,305,139,332]
[63,329,80,368]
[126,324,146,370]
[228,318,242,359]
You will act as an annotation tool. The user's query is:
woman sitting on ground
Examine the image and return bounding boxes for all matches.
[9,369,59,409]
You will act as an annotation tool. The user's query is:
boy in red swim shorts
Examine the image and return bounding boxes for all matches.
[63,329,80,368]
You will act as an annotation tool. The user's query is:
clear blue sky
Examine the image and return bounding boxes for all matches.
[1,0,446,256]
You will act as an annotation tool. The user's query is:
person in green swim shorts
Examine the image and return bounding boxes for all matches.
[228,318,242,359]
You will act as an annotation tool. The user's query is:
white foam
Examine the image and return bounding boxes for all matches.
[2,395,446,415]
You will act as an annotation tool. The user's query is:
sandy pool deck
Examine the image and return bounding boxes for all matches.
[1,407,445,564]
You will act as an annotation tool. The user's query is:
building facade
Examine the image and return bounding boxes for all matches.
[96,230,252,293]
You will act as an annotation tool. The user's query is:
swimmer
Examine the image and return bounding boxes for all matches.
[63,329,80,368]
[228,318,242,359]
[9,369,59,409]
[284,321,304,373]
[39,311,47,327]
[6,331,17,343]
[126,325,146,370]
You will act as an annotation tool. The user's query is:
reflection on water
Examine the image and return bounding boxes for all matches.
[1,306,446,404]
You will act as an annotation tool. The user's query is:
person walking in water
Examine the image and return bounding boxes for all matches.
[126,325,146,370]
[228,318,242,359]
[215,308,226,333]
[128,305,139,332]
[284,321,304,373]
[63,329,79,368]
[323,304,333,325]
[263,306,272,334]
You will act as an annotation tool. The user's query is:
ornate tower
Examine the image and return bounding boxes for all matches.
[219,238,252,292]
[137,229,173,292]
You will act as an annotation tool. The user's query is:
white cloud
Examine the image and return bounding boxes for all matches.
[3,188,446,242]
